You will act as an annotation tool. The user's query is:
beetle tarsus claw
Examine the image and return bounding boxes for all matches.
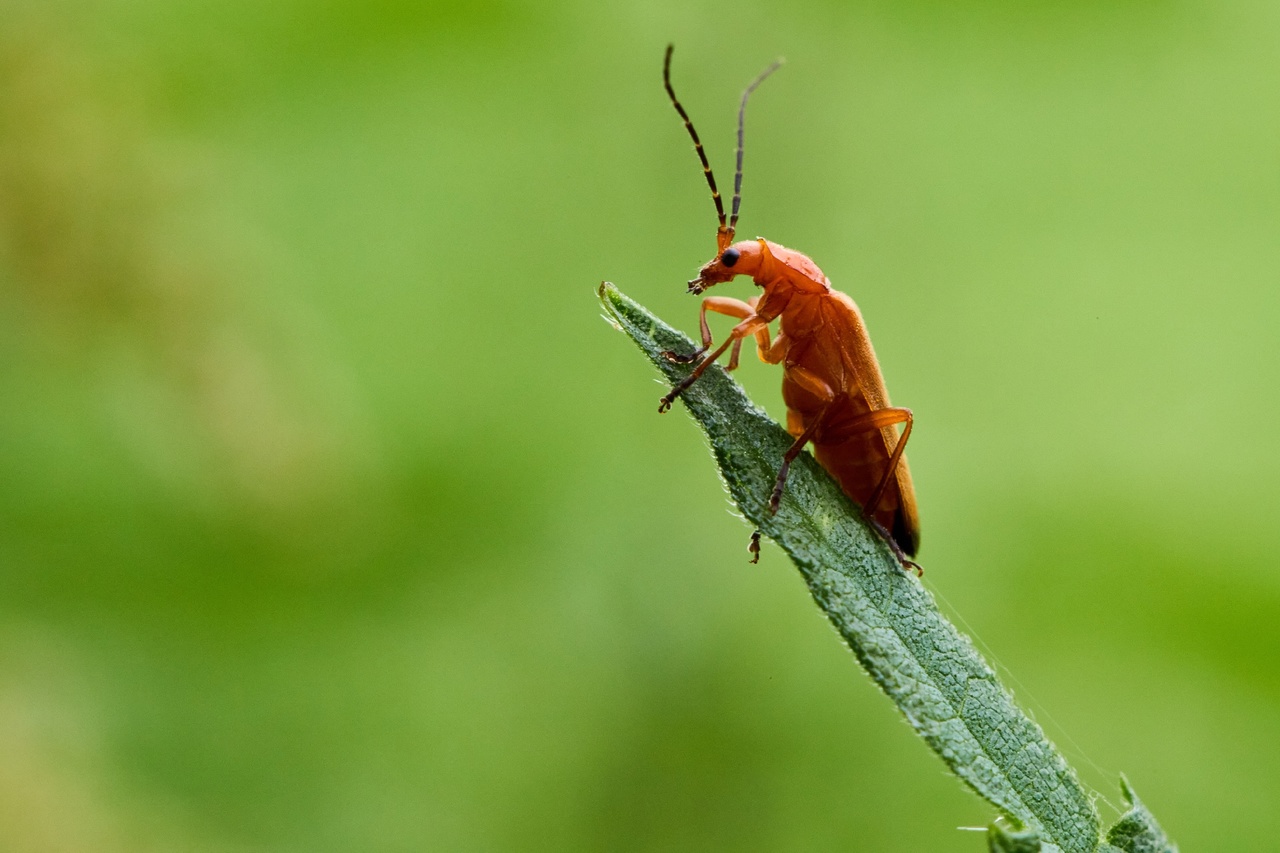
[663,346,706,364]
[748,530,761,563]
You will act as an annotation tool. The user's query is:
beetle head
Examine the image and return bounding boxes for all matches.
[688,239,763,294]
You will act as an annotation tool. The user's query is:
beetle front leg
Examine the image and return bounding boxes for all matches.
[657,335,737,412]
[658,314,768,412]
[663,296,763,364]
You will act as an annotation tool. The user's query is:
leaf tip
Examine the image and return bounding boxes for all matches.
[1104,775,1177,853]
[1118,774,1137,806]
[598,280,622,310]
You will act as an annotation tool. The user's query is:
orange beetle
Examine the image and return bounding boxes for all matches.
[657,46,920,571]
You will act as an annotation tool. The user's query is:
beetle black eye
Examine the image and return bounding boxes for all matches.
[721,248,740,268]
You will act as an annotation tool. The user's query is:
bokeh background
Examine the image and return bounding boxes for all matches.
[1,0,1277,849]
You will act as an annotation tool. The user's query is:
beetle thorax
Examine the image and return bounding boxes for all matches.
[754,240,829,295]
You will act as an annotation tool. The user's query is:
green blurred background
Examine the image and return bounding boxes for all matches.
[1,0,1277,849]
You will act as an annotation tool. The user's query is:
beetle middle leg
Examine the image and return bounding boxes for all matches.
[768,402,834,513]
[767,365,837,513]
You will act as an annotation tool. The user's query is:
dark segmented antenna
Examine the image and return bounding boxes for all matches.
[663,44,730,250]
[730,57,784,236]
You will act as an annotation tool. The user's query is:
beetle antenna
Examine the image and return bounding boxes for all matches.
[729,57,784,236]
[663,44,730,248]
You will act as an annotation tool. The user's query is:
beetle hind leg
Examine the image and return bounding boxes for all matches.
[818,406,920,573]
[866,515,923,576]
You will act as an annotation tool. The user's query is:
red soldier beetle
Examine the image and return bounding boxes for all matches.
[657,45,921,573]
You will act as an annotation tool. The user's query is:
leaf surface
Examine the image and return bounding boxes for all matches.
[601,282,1106,851]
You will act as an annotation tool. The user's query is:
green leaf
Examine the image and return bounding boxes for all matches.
[1104,777,1178,853]
[989,820,1044,853]
[601,282,1107,852]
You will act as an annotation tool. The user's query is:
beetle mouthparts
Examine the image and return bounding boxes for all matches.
[687,277,707,294]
